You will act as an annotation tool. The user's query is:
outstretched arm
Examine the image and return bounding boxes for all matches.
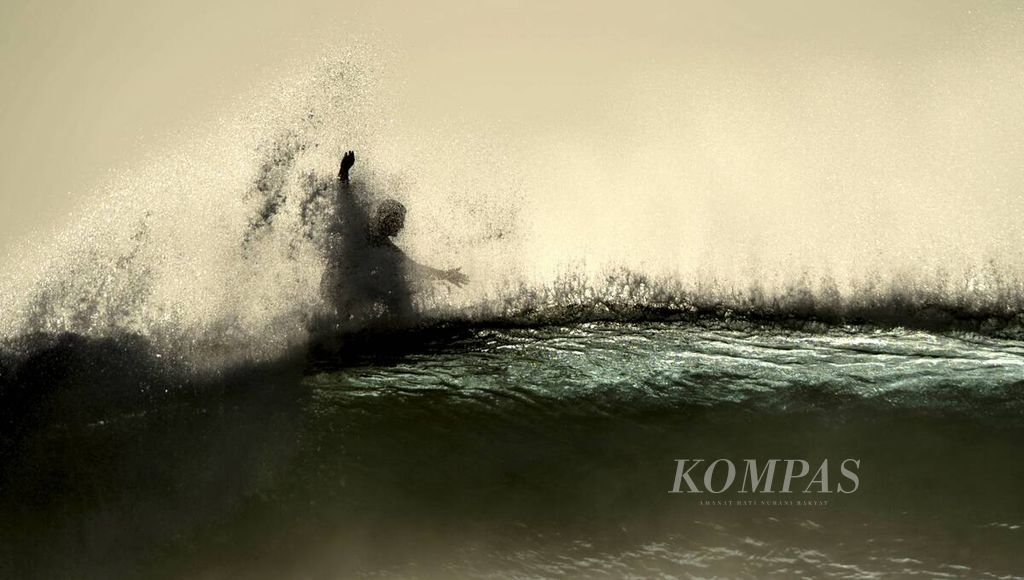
[403,257,469,288]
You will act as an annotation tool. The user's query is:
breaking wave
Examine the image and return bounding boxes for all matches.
[1,51,1022,391]
[447,264,1024,338]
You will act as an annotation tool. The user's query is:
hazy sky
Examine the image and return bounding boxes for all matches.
[2,0,1022,277]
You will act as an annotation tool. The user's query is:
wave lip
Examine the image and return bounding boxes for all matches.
[436,268,1024,339]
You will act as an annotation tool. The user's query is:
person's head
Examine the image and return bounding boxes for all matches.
[373,198,407,238]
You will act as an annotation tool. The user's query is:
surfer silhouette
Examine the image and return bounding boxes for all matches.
[320,151,467,324]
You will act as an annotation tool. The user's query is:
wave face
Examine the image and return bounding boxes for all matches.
[4,322,1022,579]
[315,323,1024,415]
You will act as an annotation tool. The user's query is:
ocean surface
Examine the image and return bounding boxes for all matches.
[3,321,1022,579]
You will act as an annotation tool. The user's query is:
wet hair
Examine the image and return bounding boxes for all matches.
[373,198,407,236]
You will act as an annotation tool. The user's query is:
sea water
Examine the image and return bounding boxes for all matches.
[3,322,1022,578]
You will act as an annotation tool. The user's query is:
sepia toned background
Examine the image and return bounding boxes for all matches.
[1,0,1022,281]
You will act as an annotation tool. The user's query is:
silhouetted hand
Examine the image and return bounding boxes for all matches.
[442,267,469,288]
[339,150,356,182]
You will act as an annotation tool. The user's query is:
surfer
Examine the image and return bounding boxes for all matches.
[338,150,468,288]
[320,151,467,322]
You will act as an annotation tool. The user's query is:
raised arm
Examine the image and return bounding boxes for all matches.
[333,150,370,243]
[338,150,356,184]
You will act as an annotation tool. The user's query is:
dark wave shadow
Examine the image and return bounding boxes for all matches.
[0,331,309,580]
[2,320,1022,579]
